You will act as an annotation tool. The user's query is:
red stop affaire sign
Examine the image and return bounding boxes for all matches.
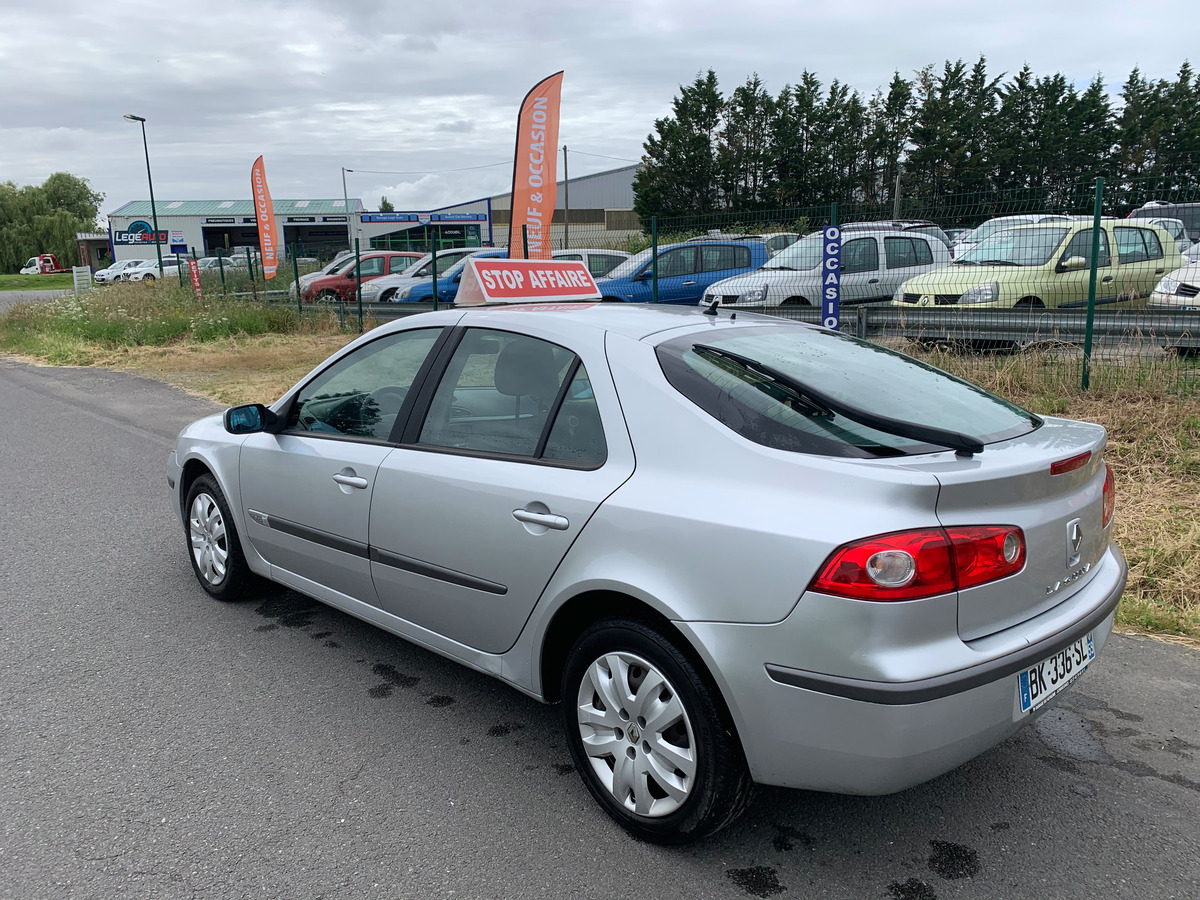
[456,258,601,305]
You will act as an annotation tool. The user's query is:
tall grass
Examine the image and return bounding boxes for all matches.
[0,281,343,365]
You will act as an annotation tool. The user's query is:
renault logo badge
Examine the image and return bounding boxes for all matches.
[1066,518,1082,567]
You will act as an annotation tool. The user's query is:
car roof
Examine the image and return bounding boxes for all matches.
[382,301,803,344]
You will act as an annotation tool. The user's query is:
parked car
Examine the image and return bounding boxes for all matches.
[360,248,485,303]
[394,250,509,303]
[125,259,183,282]
[169,297,1124,843]
[290,251,358,299]
[951,214,1072,258]
[895,220,1183,308]
[302,251,425,302]
[1148,261,1200,309]
[94,259,147,284]
[1129,201,1200,241]
[549,248,632,278]
[595,240,769,304]
[702,228,950,308]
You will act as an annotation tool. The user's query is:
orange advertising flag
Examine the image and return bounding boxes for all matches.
[250,155,280,279]
[509,71,563,259]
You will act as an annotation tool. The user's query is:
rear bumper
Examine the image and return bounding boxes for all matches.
[678,543,1126,794]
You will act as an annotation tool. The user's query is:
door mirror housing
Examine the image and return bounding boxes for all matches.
[224,403,280,435]
[1060,255,1088,271]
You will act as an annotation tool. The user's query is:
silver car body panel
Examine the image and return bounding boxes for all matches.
[168,303,1127,795]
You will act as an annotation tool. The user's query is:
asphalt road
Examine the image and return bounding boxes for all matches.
[0,288,71,312]
[1,358,1198,900]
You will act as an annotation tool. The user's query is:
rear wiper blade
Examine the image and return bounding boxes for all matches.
[692,343,985,455]
[693,344,831,417]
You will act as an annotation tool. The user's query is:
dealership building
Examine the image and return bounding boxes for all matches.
[105,164,640,263]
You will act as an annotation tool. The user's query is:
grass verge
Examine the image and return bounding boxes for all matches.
[0,273,76,291]
[3,286,1198,640]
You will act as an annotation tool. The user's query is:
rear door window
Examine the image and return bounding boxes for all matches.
[700,245,751,272]
[656,325,1038,458]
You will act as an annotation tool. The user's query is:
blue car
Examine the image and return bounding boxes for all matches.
[394,249,508,303]
[594,240,769,304]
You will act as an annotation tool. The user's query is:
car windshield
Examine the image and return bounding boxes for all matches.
[763,233,823,270]
[956,226,1069,266]
[657,325,1038,458]
[600,247,654,280]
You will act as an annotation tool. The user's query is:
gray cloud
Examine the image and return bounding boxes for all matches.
[1,0,1194,215]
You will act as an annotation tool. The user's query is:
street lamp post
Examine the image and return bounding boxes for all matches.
[342,167,354,251]
[123,114,164,276]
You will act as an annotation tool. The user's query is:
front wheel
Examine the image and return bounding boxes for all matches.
[185,474,256,601]
[316,290,341,303]
[561,618,753,844]
[141,274,155,283]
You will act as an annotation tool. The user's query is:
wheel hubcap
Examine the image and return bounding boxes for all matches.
[188,492,229,586]
[576,651,696,818]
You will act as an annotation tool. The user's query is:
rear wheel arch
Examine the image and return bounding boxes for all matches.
[538,591,733,729]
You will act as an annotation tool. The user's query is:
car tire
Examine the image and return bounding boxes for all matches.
[142,274,155,283]
[380,288,397,303]
[184,474,257,602]
[316,290,341,303]
[560,618,753,844]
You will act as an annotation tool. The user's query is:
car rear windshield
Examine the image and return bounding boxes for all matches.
[656,325,1039,457]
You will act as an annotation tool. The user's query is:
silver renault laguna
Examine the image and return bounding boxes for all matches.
[167,301,1124,843]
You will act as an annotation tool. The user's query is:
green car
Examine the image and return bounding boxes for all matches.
[895,219,1183,309]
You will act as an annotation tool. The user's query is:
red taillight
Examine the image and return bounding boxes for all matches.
[809,526,1026,602]
[1050,451,1091,475]
[1102,463,1115,528]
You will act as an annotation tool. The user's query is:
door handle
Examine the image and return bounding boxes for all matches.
[682,280,697,285]
[332,473,368,490]
[868,278,880,284]
[512,509,569,530]
[1101,276,1113,283]
[1156,268,1165,274]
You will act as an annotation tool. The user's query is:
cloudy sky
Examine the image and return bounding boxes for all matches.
[2,0,1194,221]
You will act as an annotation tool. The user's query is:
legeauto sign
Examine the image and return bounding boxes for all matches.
[456,259,600,306]
[114,220,167,245]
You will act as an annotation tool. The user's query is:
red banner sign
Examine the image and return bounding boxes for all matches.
[456,259,600,305]
[187,259,203,298]
[250,155,279,279]
[508,72,563,260]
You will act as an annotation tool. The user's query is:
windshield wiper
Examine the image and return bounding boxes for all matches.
[764,265,799,271]
[976,259,1020,266]
[954,259,978,265]
[692,343,985,455]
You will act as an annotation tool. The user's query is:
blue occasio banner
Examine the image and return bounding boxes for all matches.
[821,226,841,330]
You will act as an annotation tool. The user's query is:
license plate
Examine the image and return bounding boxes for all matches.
[1018,632,1094,714]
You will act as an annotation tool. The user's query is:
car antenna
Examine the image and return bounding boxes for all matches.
[704,299,720,316]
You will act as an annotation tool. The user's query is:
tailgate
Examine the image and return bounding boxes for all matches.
[902,417,1111,641]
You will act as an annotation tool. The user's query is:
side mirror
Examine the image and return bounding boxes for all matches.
[1060,255,1088,271]
[224,403,279,435]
